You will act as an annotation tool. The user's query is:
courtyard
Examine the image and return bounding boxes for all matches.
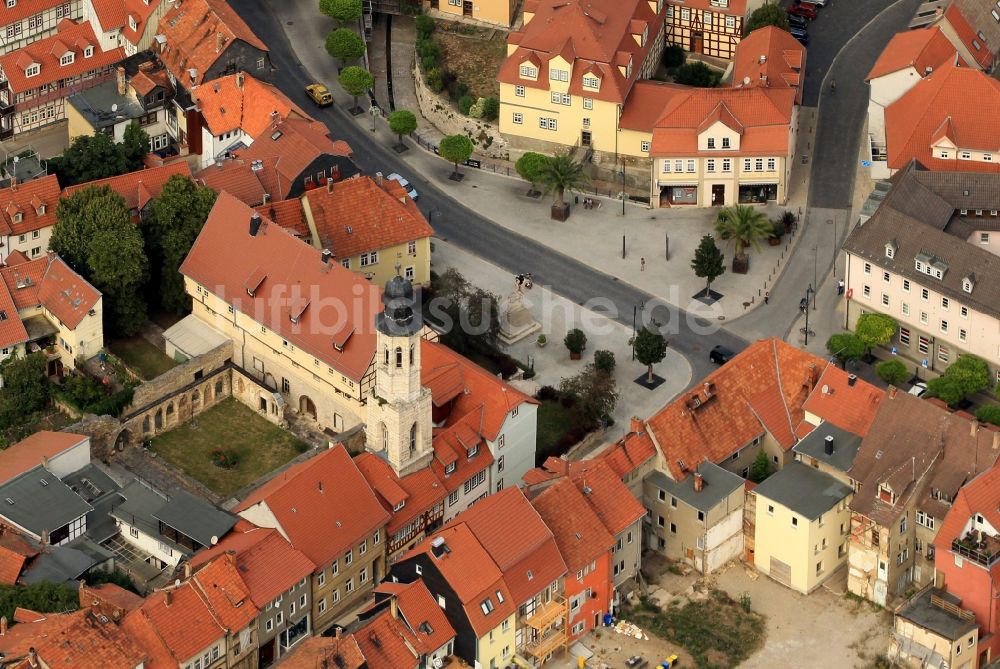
[147,398,309,497]
[108,336,178,380]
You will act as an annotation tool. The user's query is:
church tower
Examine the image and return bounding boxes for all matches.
[365,275,433,478]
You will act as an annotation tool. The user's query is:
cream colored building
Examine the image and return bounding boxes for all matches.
[753,461,853,594]
[889,587,978,669]
[424,0,517,27]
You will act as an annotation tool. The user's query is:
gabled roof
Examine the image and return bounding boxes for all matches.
[0,609,146,669]
[0,465,92,538]
[934,461,1000,553]
[188,526,315,608]
[189,553,258,632]
[0,174,59,237]
[355,452,446,536]
[0,526,37,585]
[618,81,688,132]
[374,580,456,655]
[180,192,380,381]
[732,26,806,99]
[272,634,367,669]
[568,460,646,535]
[943,3,994,69]
[866,27,960,80]
[800,366,884,438]
[0,20,125,93]
[646,338,825,481]
[90,0,163,46]
[302,174,434,258]
[128,586,225,664]
[352,609,420,669]
[157,0,268,87]
[192,72,309,137]
[0,431,88,485]
[0,253,101,331]
[254,198,309,237]
[531,477,614,570]
[62,163,192,213]
[885,60,1000,171]
[235,446,389,568]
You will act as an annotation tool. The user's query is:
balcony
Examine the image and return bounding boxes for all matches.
[869,136,887,162]
[522,596,566,630]
[952,532,1000,568]
[522,627,567,659]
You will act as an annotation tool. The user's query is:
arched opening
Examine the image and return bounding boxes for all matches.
[299,395,317,420]
[215,379,224,396]
[166,403,174,416]
[395,346,403,368]
[263,372,277,391]
[237,378,245,394]
[409,423,417,456]
[381,422,389,451]
[114,429,131,451]
[154,410,163,430]
[384,348,389,365]
[142,416,150,434]
[205,385,213,402]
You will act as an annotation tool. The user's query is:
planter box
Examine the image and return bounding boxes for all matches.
[551,202,570,221]
[570,351,581,360]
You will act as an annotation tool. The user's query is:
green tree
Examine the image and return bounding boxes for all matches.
[672,61,721,87]
[387,110,417,148]
[714,204,773,271]
[338,66,374,112]
[593,350,616,374]
[415,14,435,39]
[52,133,128,186]
[481,97,500,121]
[439,134,473,179]
[147,175,218,314]
[0,353,49,428]
[325,28,365,62]
[427,269,500,356]
[691,234,725,294]
[320,0,362,23]
[745,2,790,34]
[51,186,121,272]
[559,363,619,427]
[538,152,590,207]
[854,312,897,356]
[87,214,149,336]
[663,44,685,68]
[515,152,550,195]
[749,449,772,483]
[926,354,991,407]
[564,328,587,355]
[975,406,1000,427]
[925,375,967,408]
[876,359,909,385]
[825,333,865,369]
[634,325,668,383]
[121,122,151,171]
[0,582,80,623]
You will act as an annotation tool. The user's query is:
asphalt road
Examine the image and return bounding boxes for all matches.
[230,0,748,385]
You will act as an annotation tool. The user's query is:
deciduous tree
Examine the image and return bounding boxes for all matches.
[745,2,790,34]
[0,353,49,428]
[325,28,365,62]
[854,312,897,356]
[387,110,417,149]
[560,363,619,427]
[825,333,865,369]
[338,66,374,112]
[439,134,473,179]
[320,0,362,24]
[691,234,725,293]
[875,359,909,385]
[515,152,550,195]
[121,122,151,171]
[634,325,668,383]
[52,133,128,186]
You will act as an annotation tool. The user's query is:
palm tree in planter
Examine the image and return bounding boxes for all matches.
[539,153,590,221]
[713,204,773,274]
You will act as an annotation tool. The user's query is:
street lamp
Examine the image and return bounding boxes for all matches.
[368,104,379,132]
[800,284,815,347]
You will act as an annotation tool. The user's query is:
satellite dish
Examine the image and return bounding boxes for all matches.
[111,103,118,112]
[742,76,750,85]
[821,384,829,394]
[174,579,181,586]
[11,156,18,164]
[210,535,218,545]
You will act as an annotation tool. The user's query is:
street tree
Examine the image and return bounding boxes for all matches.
[875,359,909,385]
[52,133,128,186]
[325,28,365,63]
[691,234,725,294]
[634,324,668,383]
[439,134,473,179]
[387,110,417,149]
[515,152,550,195]
[854,312,897,356]
[745,2,790,33]
[714,204,773,272]
[825,333,866,369]
[927,354,991,406]
[320,0,362,24]
[564,328,587,357]
[338,66,374,113]
[121,122,151,171]
[560,363,619,427]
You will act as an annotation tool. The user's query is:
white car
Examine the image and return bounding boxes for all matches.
[909,381,928,397]
[387,172,418,200]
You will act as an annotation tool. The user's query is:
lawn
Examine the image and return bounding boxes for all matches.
[148,398,309,496]
[535,399,580,465]
[108,337,177,380]
[435,26,506,100]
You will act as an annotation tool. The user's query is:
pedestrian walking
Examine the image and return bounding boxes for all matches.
[640,257,646,272]
[764,292,769,305]
[837,279,845,295]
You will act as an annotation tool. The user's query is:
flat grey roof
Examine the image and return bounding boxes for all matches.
[753,461,852,520]
[20,544,97,586]
[792,424,862,474]
[66,79,145,130]
[0,466,92,536]
[646,461,744,513]
[898,588,977,641]
[154,489,236,547]
[162,314,228,359]
[111,480,171,542]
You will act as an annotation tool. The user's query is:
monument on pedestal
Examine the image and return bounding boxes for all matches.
[499,274,541,345]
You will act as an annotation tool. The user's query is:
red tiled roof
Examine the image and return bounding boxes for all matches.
[90,0,163,46]
[62,163,192,213]
[4,251,28,266]
[569,460,645,535]
[133,586,225,663]
[0,535,35,585]
[188,526,315,608]
[732,27,806,103]
[190,554,258,632]
[157,0,268,87]
[352,610,420,669]
[0,280,26,349]
[193,72,310,137]
[0,174,59,237]
[618,81,688,132]
[498,0,667,104]
[0,609,146,669]
[646,338,825,480]
[0,254,101,331]
[935,461,1000,552]
[235,445,389,568]
[800,366,883,437]
[121,605,186,667]
[651,87,795,156]
[944,3,994,69]
[531,478,614,570]
[302,175,434,258]
[375,580,456,654]
[273,634,366,669]
[355,453,446,536]
[0,0,68,25]
[886,60,1000,171]
[254,198,309,237]
[0,20,124,93]
[79,582,144,618]
[866,27,960,81]
[179,192,379,381]
[0,431,87,484]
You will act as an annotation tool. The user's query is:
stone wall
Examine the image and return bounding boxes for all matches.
[413,64,509,160]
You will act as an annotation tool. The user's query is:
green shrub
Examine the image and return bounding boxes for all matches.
[564,328,587,355]
[468,97,486,118]
[663,44,685,68]
[876,359,909,385]
[426,68,444,92]
[458,94,475,115]
[456,82,470,99]
[421,54,438,71]
[593,350,616,373]
[481,96,500,121]
[976,405,1000,426]
[415,14,435,39]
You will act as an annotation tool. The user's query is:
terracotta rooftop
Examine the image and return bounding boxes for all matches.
[944,2,994,69]
[732,26,806,102]
[885,60,1000,171]
[127,585,225,665]
[353,609,421,669]
[62,162,193,214]
[866,26,960,80]
[618,81,688,132]
[0,253,101,331]
[273,634,367,669]
[800,366,884,437]
[235,445,389,568]
[0,431,88,485]
[934,460,1000,560]
[89,0,163,46]
[179,192,380,381]
[79,582,144,619]
[524,420,656,486]
[645,338,826,480]
[0,19,125,93]
[665,0,747,13]
[302,174,434,258]
[157,0,268,88]
[0,526,37,585]
[374,580,456,654]
[531,477,614,570]
[189,553,258,632]
[355,452,447,537]
[192,72,310,137]
[254,198,309,237]
[0,609,146,669]
[0,174,59,237]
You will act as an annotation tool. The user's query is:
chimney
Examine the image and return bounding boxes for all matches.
[41,455,49,469]
[888,385,898,399]
[824,435,834,455]
[1,616,8,636]
[116,66,126,95]
[925,66,933,75]
[390,595,399,620]
[847,374,857,387]
[326,177,334,193]
[693,472,704,492]
[216,32,224,53]
[375,171,384,186]
[236,71,244,88]
[164,589,172,606]
[431,536,449,558]
[971,421,979,437]
[630,416,643,434]
[28,648,38,667]
[183,562,192,579]
[321,249,332,265]
[335,625,342,639]
[249,212,262,237]
[40,529,48,546]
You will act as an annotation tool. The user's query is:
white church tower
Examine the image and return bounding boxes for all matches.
[365,275,433,478]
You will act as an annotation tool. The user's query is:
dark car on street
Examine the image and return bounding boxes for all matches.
[710,345,736,365]
[790,26,809,44]
[787,13,809,28]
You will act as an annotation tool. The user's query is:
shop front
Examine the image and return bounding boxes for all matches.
[739,183,778,204]
[658,184,698,207]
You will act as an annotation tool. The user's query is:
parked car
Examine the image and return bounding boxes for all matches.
[305,83,333,107]
[787,13,809,28]
[387,172,419,200]
[787,4,818,19]
[909,381,928,397]
[807,0,828,6]
[790,26,810,43]
[710,345,735,365]
[794,0,821,9]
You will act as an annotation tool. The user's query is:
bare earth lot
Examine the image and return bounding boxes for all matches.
[435,26,506,99]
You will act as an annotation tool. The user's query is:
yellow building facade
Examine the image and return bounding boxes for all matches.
[478,613,516,669]
[425,0,518,27]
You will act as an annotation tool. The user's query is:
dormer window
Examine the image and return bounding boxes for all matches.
[885,240,896,259]
[5,0,15,8]
[25,64,39,78]
[549,67,569,82]
[722,137,730,149]
[962,275,975,294]
[518,64,537,79]
[59,52,74,66]
[393,500,405,511]
[12,212,22,224]
[128,15,137,31]
[480,598,494,615]
[467,444,478,458]
[84,46,93,58]
[878,484,895,504]
[582,75,599,89]
[445,462,456,475]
